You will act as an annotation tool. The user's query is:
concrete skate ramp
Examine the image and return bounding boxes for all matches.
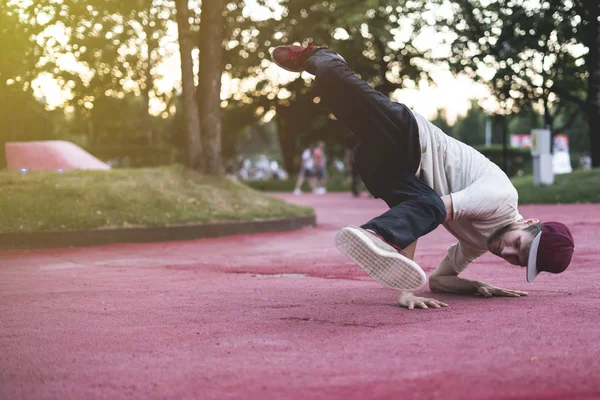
[5,140,110,171]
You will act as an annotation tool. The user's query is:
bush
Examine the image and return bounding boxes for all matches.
[93,146,182,167]
[513,168,600,204]
[473,145,532,176]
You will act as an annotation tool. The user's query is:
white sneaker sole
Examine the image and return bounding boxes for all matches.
[335,226,426,291]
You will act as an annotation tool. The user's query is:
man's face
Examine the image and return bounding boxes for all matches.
[487,219,540,266]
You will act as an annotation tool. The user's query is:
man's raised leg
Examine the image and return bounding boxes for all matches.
[271,44,445,292]
[271,44,420,171]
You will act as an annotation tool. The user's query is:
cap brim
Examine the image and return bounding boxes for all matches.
[527,231,543,282]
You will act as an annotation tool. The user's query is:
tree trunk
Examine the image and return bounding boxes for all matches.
[175,0,202,170]
[543,100,555,154]
[590,111,600,168]
[276,116,296,175]
[142,5,155,146]
[501,115,509,174]
[585,0,600,167]
[197,0,224,175]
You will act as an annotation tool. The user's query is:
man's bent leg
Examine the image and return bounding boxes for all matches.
[404,241,418,260]
[361,174,446,250]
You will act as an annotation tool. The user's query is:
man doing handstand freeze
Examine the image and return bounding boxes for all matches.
[271,44,575,309]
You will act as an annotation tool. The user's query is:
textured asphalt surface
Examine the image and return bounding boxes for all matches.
[1,193,599,400]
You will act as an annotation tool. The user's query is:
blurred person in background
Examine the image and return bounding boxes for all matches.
[345,133,361,197]
[293,146,316,195]
[313,140,327,194]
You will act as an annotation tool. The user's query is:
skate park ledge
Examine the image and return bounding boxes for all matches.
[0,216,316,250]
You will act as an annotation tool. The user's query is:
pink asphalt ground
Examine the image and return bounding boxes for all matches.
[1,193,599,400]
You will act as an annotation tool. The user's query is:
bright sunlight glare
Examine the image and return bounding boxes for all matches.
[32,0,495,123]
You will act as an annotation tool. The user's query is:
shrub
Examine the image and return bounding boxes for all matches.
[93,146,182,167]
[473,145,532,176]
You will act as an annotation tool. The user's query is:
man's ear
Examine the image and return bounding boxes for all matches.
[524,218,540,225]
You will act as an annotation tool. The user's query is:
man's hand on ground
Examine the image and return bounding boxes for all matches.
[475,282,528,298]
[397,292,449,310]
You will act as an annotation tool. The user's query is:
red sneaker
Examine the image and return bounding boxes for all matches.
[271,43,321,72]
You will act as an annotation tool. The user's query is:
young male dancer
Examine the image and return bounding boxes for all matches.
[271,44,575,310]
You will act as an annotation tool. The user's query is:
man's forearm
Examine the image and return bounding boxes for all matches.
[429,274,480,295]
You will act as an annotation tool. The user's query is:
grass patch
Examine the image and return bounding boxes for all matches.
[0,165,313,233]
[513,168,600,204]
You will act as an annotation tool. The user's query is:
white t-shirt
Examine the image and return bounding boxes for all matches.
[313,147,325,168]
[302,149,314,170]
[411,110,524,274]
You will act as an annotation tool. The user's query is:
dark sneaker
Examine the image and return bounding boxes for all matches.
[335,226,426,291]
[271,43,321,72]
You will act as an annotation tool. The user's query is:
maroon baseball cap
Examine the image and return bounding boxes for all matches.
[527,222,575,282]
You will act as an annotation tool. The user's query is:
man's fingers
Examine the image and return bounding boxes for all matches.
[477,285,528,299]
[493,288,528,297]
[503,288,528,296]
[494,289,522,297]
[402,297,448,310]
[511,290,528,296]
[425,299,446,308]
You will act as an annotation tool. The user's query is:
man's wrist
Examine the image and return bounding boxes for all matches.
[470,280,484,293]
[397,291,414,301]
[441,195,454,222]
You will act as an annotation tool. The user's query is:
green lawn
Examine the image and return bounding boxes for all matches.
[2,166,597,234]
[513,168,600,204]
[0,165,313,233]
[249,168,600,204]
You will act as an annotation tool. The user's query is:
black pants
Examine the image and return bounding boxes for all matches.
[306,50,446,249]
[350,158,360,197]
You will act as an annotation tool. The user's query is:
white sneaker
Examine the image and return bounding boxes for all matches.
[293,188,302,195]
[335,226,426,291]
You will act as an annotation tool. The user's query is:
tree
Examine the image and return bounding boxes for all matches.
[0,1,54,165]
[197,0,225,174]
[137,0,170,145]
[439,0,600,166]
[453,101,487,146]
[175,0,202,169]
[431,109,454,138]
[552,0,599,167]
[37,0,172,148]
[556,109,589,154]
[221,0,438,173]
